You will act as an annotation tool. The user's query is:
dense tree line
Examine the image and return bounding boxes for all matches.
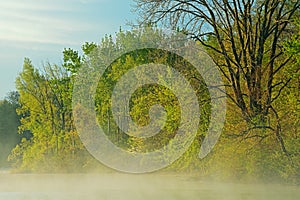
[5,0,300,183]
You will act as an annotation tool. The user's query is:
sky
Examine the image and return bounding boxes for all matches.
[0,0,137,99]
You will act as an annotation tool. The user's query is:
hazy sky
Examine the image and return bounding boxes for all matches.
[0,0,136,99]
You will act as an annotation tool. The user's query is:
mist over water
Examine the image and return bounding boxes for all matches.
[0,173,299,200]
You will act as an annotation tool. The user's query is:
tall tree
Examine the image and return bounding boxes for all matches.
[10,58,84,172]
[134,0,300,155]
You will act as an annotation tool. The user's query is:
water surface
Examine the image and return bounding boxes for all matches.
[0,173,299,200]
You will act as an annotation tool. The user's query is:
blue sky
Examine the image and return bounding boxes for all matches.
[0,0,137,99]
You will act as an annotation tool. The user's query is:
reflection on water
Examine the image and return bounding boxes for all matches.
[0,174,299,200]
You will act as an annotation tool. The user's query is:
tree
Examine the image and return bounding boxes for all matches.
[286,18,300,64]
[9,58,85,172]
[63,42,97,75]
[72,27,212,172]
[134,0,300,156]
[0,92,21,167]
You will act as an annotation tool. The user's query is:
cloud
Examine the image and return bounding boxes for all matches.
[0,0,74,12]
[0,0,135,99]
[79,0,110,4]
[0,0,104,46]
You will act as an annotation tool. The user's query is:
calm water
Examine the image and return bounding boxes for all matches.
[0,173,299,200]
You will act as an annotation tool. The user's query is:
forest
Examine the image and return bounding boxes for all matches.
[0,0,299,184]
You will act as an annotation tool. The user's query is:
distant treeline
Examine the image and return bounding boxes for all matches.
[0,92,21,167]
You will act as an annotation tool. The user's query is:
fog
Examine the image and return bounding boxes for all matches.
[0,173,299,200]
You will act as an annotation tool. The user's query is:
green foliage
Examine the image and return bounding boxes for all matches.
[9,58,89,172]
[285,19,300,64]
[9,21,300,184]
[91,29,211,171]
[0,93,21,167]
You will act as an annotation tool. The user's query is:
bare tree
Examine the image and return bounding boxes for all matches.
[134,0,300,155]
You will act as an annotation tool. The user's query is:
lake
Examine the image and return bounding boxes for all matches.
[0,173,299,200]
